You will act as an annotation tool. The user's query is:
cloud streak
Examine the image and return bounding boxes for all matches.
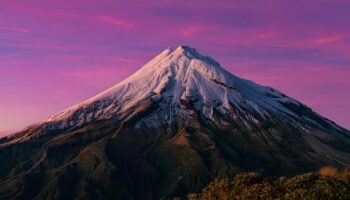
[0,26,30,33]
[97,15,135,28]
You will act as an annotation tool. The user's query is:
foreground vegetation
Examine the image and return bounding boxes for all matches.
[180,167,350,200]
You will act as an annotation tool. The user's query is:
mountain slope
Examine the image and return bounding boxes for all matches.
[0,45,350,199]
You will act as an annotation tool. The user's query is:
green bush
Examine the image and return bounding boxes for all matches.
[184,172,350,200]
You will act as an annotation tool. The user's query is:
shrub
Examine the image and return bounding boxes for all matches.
[187,172,350,200]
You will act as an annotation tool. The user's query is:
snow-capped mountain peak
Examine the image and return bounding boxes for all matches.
[47,45,231,122]
[42,45,344,135]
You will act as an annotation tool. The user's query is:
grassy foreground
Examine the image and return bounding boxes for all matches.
[176,167,350,200]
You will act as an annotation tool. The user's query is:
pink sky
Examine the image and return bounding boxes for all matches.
[1,0,350,136]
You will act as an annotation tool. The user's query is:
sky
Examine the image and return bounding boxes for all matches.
[0,0,349,136]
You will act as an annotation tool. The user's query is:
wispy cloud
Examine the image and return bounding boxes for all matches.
[312,35,346,45]
[0,26,30,33]
[97,16,134,28]
[111,57,136,63]
[180,25,207,36]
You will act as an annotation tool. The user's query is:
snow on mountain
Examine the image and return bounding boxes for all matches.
[43,45,313,130]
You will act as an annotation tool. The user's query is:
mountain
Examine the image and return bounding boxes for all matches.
[0,45,350,199]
